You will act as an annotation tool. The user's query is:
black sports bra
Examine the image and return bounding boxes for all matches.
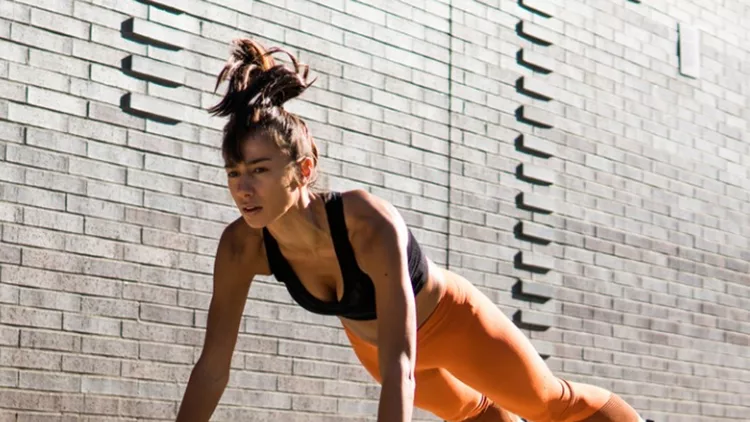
[261,191,429,321]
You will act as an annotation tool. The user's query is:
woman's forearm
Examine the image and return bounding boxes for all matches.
[377,372,415,422]
[175,366,229,422]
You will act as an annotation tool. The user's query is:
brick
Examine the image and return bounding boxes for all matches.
[2,183,67,211]
[69,157,125,184]
[0,77,25,104]
[122,92,189,123]
[5,145,67,172]
[68,115,127,144]
[88,142,144,169]
[20,330,79,352]
[15,0,72,14]
[11,22,72,55]
[0,202,22,224]
[25,127,86,156]
[519,221,555,243]
[0,120,24,144]
[28,49,88,82]
[0,37,28,65]
[86,180,143,209]
[90,63,145,94]
[177,251,212,274]
[138,344,193,369]
[3,226,65,256]
[19,371,80,392]
[0,325,20,348]
[519,76,556,101]
[0,368,17,388]
[63,314,120,336]
[148,5,199,33]
[0,283,19,305]
[122,55,186,86]
[123,243,177,267]
[518,105,556,128]
[519,280,556,299]
[518,251,555,271]
[520,0,557,17]
[515,310,555,328]
[87,101,145,130]
[517,20,557,46]
[517,134,557,157]
[517,192,557,213]
[518,162,556,185]
[678,23,701,79]
[122,18,189,50]
[19,288,81,313]
[144,155,198,182]
[8,103,68,132]
[29,87,87,118]
[121,360,191,383]
[518,48,555,73]
[72,1,128,30]
[84,217,140,243]
[81,376,137,397]
[178,216,224,239]
[127,129,182,156]
[125,206,180,231]
[140,303,193,326]
[0,305,62,329]
[0,348,61,370]
[30,8,89,39]
[139,0,186,13]
[66,195,125,221]
[81,337,138,359]
[25,169,84,196]
[3,265,121,298]
[62,355,120,376]
[70,78,125,106]
[64,233,119,259]
[0,0,30,21]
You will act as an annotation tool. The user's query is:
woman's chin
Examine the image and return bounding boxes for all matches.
[241,212,266,229]
[242,217,264,229]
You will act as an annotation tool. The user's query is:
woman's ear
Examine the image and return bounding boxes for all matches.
[297,156,315,183]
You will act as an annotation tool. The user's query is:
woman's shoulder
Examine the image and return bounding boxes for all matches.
[339,189,395,223]
[338,188,408,242]
[217,217,270,276]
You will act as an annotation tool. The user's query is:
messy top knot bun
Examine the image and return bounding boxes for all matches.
[210,38,320,189]
[209,38,315,119]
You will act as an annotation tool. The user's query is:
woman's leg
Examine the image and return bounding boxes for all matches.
[344,326,518,421]
[426,272,643,422]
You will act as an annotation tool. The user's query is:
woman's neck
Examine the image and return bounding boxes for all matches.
[265,190,330,255]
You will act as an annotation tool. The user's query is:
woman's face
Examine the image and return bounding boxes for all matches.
[225,136,298,229]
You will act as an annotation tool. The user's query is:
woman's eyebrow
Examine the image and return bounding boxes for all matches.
[224,157,271,168]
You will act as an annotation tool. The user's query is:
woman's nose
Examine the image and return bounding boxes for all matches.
[237,174,255,194]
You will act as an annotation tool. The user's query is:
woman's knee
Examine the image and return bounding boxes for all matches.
[534,378,613,422]
[460,398,520,422]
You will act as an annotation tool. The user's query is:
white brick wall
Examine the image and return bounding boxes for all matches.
[0,0,749,421]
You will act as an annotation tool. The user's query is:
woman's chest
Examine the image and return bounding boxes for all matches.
[284,254,347,303]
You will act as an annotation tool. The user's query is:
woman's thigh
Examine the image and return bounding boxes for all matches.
[413,367,489,422]
[422,273,574,421]
[345,327,487,421]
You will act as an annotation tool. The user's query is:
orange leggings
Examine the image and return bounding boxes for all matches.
[344,273,635,422]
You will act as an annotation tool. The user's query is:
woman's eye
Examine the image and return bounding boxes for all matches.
[252,167,268,174]
[227,171,239,178]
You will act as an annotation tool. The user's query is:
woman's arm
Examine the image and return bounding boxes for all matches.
[346,190,418,422]
[175,224,257,422]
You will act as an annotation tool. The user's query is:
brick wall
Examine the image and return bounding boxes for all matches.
[0,0,748,421]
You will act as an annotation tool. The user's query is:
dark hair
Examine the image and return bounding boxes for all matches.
[209,38,320,188]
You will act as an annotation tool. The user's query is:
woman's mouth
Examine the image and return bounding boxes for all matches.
[243,206,262,215]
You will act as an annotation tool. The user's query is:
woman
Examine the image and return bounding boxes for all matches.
[175,38,645,422]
